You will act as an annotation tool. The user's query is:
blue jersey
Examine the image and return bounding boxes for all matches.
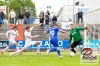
[47,27,59,40]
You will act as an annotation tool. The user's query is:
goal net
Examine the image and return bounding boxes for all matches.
[83,8,100,49]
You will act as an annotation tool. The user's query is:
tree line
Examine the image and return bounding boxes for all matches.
[0,0,36,18]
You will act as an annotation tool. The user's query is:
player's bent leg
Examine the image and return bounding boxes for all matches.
[56,47,63,58]
[70,42,77,54]
[35,41,41,45]
[19,43,29,55]
[46,50,50,55]
[37,45,42,55]
[19,47,26,55]
[46,48,57,56]
[31,41,42,55]
[79,41,83,55]
[9,50,20,58]
[70,48,76,54]
[49,48,57,52]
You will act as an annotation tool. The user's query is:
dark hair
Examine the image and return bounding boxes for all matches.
[12,26,17,30]
[25,26,30,30]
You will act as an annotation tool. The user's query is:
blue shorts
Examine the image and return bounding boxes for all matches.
[50,39,59,47]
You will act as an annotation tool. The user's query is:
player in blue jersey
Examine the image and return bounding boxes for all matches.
[44,24,69,58]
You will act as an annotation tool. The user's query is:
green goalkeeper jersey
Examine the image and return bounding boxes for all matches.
[69,27,84,43]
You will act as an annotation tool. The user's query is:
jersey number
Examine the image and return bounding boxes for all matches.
[50,30,54,36]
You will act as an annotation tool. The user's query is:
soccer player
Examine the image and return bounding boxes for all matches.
[9,24,42,57]
[1,26,19,56]
[68,24,88,56]
[44,24,69,58]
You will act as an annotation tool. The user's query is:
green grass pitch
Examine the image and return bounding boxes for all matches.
[0,51,100,66]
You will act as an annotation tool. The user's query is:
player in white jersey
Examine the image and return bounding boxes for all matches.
[1,26,19,56]
[9,24,42,58]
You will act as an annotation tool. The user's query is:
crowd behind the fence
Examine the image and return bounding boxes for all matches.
[0,9,57,28]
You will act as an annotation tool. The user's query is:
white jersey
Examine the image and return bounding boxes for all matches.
[6,30,18,40]
[24,27,33,43]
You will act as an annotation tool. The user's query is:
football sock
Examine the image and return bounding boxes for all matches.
[80,45,83,55]
[37,45,40,52]
[57,50,61,56]
[11,50,20,55]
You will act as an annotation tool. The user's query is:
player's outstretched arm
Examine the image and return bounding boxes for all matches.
[59,30,69,35]
[16,30,19,37]
[33,23,42,28]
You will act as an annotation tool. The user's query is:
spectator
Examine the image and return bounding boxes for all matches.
[1,10,4,24]
[46,10,50,16]
[46,10,50,24]
[0,17,2,27]
[0,11,2,27]
[25,10,30,25]
[45,12,49,29]
[10,9,16,24]
[39,11,44,29]
[76,11,83,23]
[52,15,57,26]
[16,12,24,25]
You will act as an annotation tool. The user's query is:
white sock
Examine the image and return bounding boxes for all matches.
[3,46,9,52]
[16,46,19,50]
[80,45,83,55]
[11,50,20,55]
[37,45,40,53]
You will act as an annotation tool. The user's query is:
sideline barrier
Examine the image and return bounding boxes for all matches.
[0,40,99,50]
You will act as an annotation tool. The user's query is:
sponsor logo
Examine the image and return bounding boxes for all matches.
[81,48,98,64]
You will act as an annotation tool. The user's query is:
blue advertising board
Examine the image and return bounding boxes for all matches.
[47,6,51,9]
[0,40,99,50]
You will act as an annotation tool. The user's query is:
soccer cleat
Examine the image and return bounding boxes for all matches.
[9,52,13,58]
[19,51,23,55]
[59,55,63,59]
[1,51,4,56]
[37,52,42,55]
[46,50,49,55]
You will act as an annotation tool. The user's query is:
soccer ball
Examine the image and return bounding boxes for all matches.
[70,52,75,57]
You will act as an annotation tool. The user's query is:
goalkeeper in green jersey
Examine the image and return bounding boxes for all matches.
[68,24,88,56]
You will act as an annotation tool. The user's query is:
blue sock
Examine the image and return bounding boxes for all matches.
[50,48,57,52]
[57,50,61,56]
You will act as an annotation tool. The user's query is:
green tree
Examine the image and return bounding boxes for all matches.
[0,1,4,6]
[3,0,36,18]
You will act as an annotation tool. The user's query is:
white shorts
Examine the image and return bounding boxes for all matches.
[24,41,38,48]
[9,39,17,44]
